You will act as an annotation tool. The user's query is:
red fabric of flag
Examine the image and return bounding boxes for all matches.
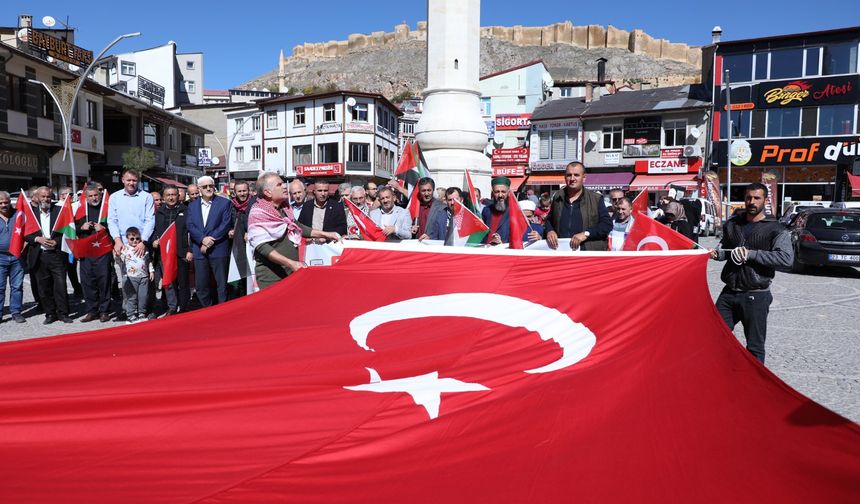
[0,244,857,503]
[622,211,697,251]
[159,222,178,286]
[9,190,39,258]
[631,190,649,216]
[451,199,488,238]
[343,199,386,242]
[464,170,479,210]
[407,182,421,220]
[65,230,113,258]
[506,191,529,249]
[395,139,416,176]
[52,195,75,235]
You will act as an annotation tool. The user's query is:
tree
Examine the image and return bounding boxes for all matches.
[121,147,156,175]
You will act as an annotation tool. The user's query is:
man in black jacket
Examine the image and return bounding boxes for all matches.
[24,187,71,324]
[709,182,793,363]
[297,180,347,237]
[151,186,191,315]
[76,183,113,323]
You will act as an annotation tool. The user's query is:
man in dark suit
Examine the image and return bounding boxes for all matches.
[23,187,72,324]
[186,176,233,307]
[297,180,347,236]
[151,185,191,315]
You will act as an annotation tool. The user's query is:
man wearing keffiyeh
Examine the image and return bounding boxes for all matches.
[248,173,340,290]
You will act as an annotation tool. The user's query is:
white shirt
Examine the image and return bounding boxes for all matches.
[39,209,52,250]
[201,198,212,227]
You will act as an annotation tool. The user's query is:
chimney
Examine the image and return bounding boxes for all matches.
[596,57,607,84]
[712,26,722,44]
[18,14,32,29]
[585,83,593,103]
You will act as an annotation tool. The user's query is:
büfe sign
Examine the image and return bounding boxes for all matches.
[492,166,526,177]
[492,147,530,165]
[296,163,344,176]
[495,114,531,130]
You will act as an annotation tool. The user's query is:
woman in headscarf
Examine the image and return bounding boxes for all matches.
[663,201,696,241]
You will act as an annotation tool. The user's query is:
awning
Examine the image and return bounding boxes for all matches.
[848,173,860,198]
[148,176,188,188]
[629,174,698,191]
[583,172,634,191]
[524,174,565,187]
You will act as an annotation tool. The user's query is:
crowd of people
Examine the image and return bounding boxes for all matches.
[0,162,791,364]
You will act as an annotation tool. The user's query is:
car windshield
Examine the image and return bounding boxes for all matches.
[807,213,860,231]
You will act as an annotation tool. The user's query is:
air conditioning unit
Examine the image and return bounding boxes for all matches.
[683,145,702,157]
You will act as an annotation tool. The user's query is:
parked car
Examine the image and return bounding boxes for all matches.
[780,201,829,224]
[680,197,718,237]
[787,208,860,271]
[830,201,860,210]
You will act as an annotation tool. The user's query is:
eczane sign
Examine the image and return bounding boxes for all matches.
[635,158,688,174]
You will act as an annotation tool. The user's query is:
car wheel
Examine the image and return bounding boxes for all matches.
[790,247,805,273]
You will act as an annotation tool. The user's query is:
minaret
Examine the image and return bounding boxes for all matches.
[278,49,287,93]
[414,0,490,194]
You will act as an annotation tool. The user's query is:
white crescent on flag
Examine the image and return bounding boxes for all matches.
[637,236,669,251]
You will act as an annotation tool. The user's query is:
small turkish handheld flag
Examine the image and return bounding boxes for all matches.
[159,222,178,286]
[64,230,113,258]
[343,199,386,242]
[622,211,697,251]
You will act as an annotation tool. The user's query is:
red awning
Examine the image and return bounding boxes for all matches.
[629,174,698,191]
[153,177,188,189]
[524,174,565,187]
[848,173,860,198]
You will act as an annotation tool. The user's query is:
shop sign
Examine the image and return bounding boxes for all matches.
[197,148,212,168]
[604,152,620,165]
[530,160,574,171]
[316,123,342,134]
[485,120,496,138]
[724,102,755,111]
[0,149,40,174]
[635,158,689,174]
[495,113,532,130]
[27,28,93,67]
[533,119,579,130]
[661,148,684,158]
[346,122,373,133]
[492,166,526,177]
[492,147,530,165]
[757,76,859,108]
[296,163,344,177]
[622,116,661,157]
[715,136,860,166]
[139,76,165,106]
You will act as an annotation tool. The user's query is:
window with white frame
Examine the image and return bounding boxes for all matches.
[143,121,160,146]
[663,119,687,147]
[349,142,369,162]
[252,145,261,160]
[480,97,491,116]
[267,110,278,129]
[235,146,244,162]
[252,115,261,131]
[120,61,136,76]
[86,100,99,130]
[323,103,336,122]
[318,142,338,163]
[234,118,243,133]
[294,107,306,126]
[352,103,368,122]
[539,129,578,160]
[560,87,573,97]
[267,146,278,154]
[186,60,194,70]
[401,122,415,135]
[183,80,196,93]
[601,125,622,150]
[293,144,312,168]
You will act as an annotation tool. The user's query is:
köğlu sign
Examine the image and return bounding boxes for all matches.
[27,29,93,67]
[495,114,531,130]
[138,76,165,106]
[714,136,860,166]
[296,163,344,177]
[757,76,859,108]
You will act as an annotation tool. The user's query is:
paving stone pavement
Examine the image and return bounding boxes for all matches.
[2,237,858,422]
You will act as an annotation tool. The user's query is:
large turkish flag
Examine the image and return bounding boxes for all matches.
[0,243,857,503]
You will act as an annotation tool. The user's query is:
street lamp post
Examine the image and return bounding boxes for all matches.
[31,31,140,198]
[224,112,262,186]
[724,69,732,222]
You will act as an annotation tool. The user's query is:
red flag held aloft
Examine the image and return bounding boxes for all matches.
[506,191,529,250]
[395,139,417,176]
[622,211,697,251]
[343,198,386,242]
[159,222,178,287]
[9,190,39,258]
[407,181,421,220]
[64,230,113,258]
[464,169,480,211]
[631,190,649,216]
[451,199,488,238]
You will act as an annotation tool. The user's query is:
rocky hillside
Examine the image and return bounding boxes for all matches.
[240,27,702,98]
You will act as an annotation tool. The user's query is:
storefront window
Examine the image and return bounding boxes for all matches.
[801,107,818,136]
[818,104,855,135]
[769,48,804,80]
[823,42,858,75]
[720,111,751,139]
[723,53,753,82]
[766,108,800,137]
[754,53,769,80]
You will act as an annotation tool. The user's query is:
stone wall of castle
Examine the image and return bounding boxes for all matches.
[285,20,701,68]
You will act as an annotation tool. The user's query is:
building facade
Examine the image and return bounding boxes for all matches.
[706,26,860,211]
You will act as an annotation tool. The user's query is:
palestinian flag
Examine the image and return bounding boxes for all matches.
[53,195,77,256]
[464,170,480,213]
[451,199,488,246]
[98,191,110,224]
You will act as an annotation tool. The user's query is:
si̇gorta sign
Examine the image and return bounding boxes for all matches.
[714,136,860,166]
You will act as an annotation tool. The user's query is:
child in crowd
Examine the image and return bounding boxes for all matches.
[119,227,154,324]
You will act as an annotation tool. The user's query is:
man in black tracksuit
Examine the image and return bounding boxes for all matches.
[709,182,793,363]
[151,186,191,315]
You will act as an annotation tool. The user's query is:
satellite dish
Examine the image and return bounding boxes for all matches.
[68,64,80,72]
[588,132,599,143]
[46,56,54,63]
[16,28,28,40]
[346,97,357,107]
[42,16,56,27]
[690,126,702,139]
[211,156,220,165]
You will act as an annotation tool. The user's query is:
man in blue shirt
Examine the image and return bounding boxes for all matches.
[0,191,25,323]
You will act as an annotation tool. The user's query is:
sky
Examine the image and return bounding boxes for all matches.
[4,1,857,90]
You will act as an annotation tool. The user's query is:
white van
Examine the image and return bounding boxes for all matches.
[682,197,718,236]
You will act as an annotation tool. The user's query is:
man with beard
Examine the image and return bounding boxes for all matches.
[481,176,515,245]
[544,162,612,251]
[76,183,113,323]
[228,181,255,299]
[365,182,380,210]
[24,187,72,324]
[410,177,446,238]
[152,186,192,315]
[297,180,347,236]
[370,186,412,241]
[709,182,793,364]
[345,186,370,239]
